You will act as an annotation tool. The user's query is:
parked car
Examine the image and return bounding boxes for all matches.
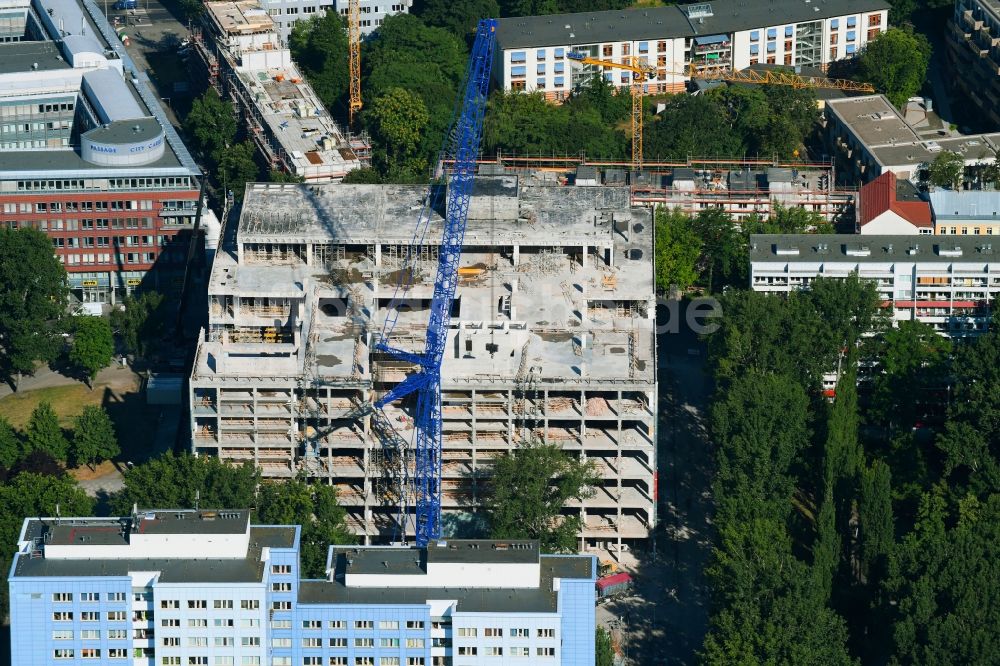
[113,0,137,9]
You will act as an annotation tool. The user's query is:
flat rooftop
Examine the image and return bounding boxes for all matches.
[827,95,1000,169]
[496,0,890,49]
[333,540,539,576]
[0,41,69,74]
[206,0,275,34]
[751,233,1000,264]
[298,554,592,612]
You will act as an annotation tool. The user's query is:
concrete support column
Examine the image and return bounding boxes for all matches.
[581,245,587,268]
[374,244,381,266]
[304,243,312,265]
[512,245,520,266]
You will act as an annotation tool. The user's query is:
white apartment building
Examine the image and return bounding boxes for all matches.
[751,233,1000,336]
[260,0,411,42]
[495,0,889,100]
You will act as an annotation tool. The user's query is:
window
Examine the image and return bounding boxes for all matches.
[602,44,613,56]
[355,659,374,666]
[847,30,856,41]
[510,66,526,77]
[189,637,208,647]
[458,628,478,637]
[355,620,373,630]
[355,638,374,648]
[53,612,73,621]
[188,619,208,628]
[457,647,477,656]
[536,77,545,87]
[536,63,546,74]
[379,620,399,630]
[380,638,399,647]
[109,629,127,640]
[847,16,857,27]
[868,13,882,26]
[750,30,759,41]
[164,638,180,647]
[510,647,530,657]
[846,44,856,54]
[830,47,837,59]
[329,620,346,629]
[304,659,323,666]
[272,620,291,629]
[273,638,292,648]
[868,28,879,40]
[214,600,233,609]
[188,600,207,609]
[109,649,127,658]
[81,630,100,639]
[163,659,181,666]
[380,659,400,666]
[784,53,793,65]
[554,76,565,87]
[485,648,502,656]
[303,620,322,629]
[555,47,565,57]
[162,600,180,609]
[406,621,424,629]
[214,637,233,647]
[831,18,840,29]
[162,619,180,627]
[767,28,776,39]
[215,660,234,666]
[830,33,838,45]
[303,638,322,648]
[750,44,759,55]
[536,647,556,657]
[537,629,555,638]
[406,660,424,666]
[484,628,502,637]
[272,601,291,611]
[241,600,260,610]
[536,49,546,59]
[784,39,792,51]
[53,630,74,640]
[241,659,260,666]
[510,51,526,63]
[638,41,649,53]
[330,660,348,666]
[510,628,529,638]
[241,637,260,647]
[329,638,347,647]
[272,564,292,574]
[767,42,776,53]
[784,26,793,37]
[188,659,208,666]
[405,638,424,648]
[53,593,73,602]
[81,649,101,659]
[81,592,99,602]
[54,649,75,659]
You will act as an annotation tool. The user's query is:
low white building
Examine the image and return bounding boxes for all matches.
[495,0,889,101]
[857,171,932,234]
[260,0,411,42]
[751,233,1000,337]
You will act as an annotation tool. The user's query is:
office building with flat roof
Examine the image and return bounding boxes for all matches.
[750,233,1000,336]
[495,0,889,101]
[0,0,205,305]
[8,508,596,665]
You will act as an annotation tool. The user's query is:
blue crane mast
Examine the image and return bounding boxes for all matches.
[371,19,497,547]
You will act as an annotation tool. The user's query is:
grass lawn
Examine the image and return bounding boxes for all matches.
[0,375,165,462]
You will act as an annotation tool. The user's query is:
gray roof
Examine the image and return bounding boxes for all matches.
[10,525,295,582]
[0,145,183,175]
[0,41,70,74]
[82,117,161,145]
[496,0,890,49]
[335,540,540,577]
[300,556,592,613]
[928,190,1000,220]
[82,68,147,123]
[750,233,1000,263]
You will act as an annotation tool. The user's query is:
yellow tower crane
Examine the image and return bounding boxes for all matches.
[348,0,362,125]
[567,52,876,171]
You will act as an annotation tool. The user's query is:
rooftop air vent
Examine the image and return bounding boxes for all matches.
[687,2,714,19]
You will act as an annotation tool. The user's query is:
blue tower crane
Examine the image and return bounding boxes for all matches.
[371,19,497,547]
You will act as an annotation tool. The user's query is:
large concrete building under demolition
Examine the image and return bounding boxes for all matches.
[190,175,657,554]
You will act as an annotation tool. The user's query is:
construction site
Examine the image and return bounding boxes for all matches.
[190,0,369,182]
[189,173,657,557]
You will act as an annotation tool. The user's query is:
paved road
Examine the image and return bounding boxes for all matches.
[596,340,714,665]
[0,363,135,399]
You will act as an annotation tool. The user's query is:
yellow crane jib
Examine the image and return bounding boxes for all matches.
[348,0,362,125]
[568,52,652,172]
[688,63,876,93]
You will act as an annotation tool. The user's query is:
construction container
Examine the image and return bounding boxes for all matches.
[596,572,633,601]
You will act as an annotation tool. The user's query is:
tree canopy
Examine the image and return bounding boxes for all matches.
[112,452,260,513]
[289,12,350,115]
[367,87,432,180]
[71,406,119,469]
[926,150,966,190]
[0,227,68,384]
[653,207,703,293]
[69,316,114,384]
[484,442,598,552]
[857,28,932,109]
[110,291,167,358]
[25,401,69,462]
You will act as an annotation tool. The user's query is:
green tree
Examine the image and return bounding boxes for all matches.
[691,208,746,292]
[0,416,24,468]
[68,316,114,386]
[926,150,966,190]
[416,0,500,39]
[363,14,469,168]
[654,207,703,293]
[886,490,1000,665]
[367,87,432,180]
[859,459,894,581]
[110,291,166,357]
[595,625,615,666]
[25,401,69,461]
[645,94,743,160]
[484,442,597,553]
[183,89,237,165]
[269,170,305,184]
[112,452,260,513]
[0,227,68,386]
[341,167,383,184]
[856,28,932,109]
[71,406,119,470]
[867,320,950,430]
[218,141,260,201]
[256,478,354,577]
[289,12,350,113]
